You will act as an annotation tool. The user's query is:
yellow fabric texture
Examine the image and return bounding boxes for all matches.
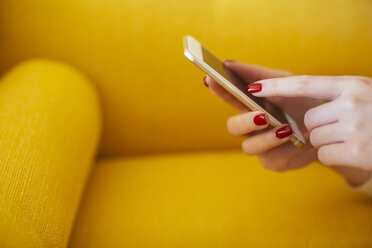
[0,60,101,248]
[1,0,372,155]
[0,0,372,247]
[69,151,372,248]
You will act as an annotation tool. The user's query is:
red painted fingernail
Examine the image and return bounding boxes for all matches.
[203,76,209,88]
[276,125,293,139]
[247,83,262,93]
[253,113,267,126]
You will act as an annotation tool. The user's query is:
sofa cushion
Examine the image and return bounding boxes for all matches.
[70,150,372,247]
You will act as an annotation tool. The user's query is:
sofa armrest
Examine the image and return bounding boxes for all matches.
[0,59,101,248]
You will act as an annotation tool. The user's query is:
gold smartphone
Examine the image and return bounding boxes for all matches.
[183,35,305,147]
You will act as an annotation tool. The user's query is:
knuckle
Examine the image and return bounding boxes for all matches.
[343,95,361,111]
[295,75,312,94]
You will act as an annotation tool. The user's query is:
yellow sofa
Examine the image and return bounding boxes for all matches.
[1,0,372,247]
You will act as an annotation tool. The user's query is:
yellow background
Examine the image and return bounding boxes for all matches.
[1,0,372,247]
[1,0,372,155]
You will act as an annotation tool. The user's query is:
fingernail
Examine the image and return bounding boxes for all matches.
[253,113,267,126]
[203,76,209,88]
[276,125,293,139]
[247,83,262,93]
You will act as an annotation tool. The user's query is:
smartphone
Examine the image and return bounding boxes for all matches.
[183,35,305,147]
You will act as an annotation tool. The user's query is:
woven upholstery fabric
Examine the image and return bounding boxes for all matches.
[69,151,372,248]
[1,0,372,155]
[0,60,101,248]
[0,0,372,247]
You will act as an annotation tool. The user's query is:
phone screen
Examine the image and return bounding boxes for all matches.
[201,46,289,124]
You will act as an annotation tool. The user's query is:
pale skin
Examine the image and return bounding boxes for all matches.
[204,60,371,187]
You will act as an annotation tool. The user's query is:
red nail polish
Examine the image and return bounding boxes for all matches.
[253,113,267,126]
[247,83,262,93]
[203,76,209,88]
[276,125,292,139]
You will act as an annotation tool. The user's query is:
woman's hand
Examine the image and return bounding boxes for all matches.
[204,60,371,186]
[205,61,320,171]
[250,74,372,171]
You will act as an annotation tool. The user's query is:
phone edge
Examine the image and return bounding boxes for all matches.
[183,36,305,148]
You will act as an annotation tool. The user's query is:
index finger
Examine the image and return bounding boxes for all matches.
[251,75,347,100]
[206,61,292,112]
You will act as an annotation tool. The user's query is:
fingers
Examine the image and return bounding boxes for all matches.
[304,100,340,131]
[309,122,344,148]
[318,140,372,170]
[284,147,318,170]
[223,61,292,82]
[204,61,293,112]
[258,143,315,171]
[251,75,348,100]
[317,143,352,167]
[241,125,293,155]
[205,76,248,112]
[227,111,269,136]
